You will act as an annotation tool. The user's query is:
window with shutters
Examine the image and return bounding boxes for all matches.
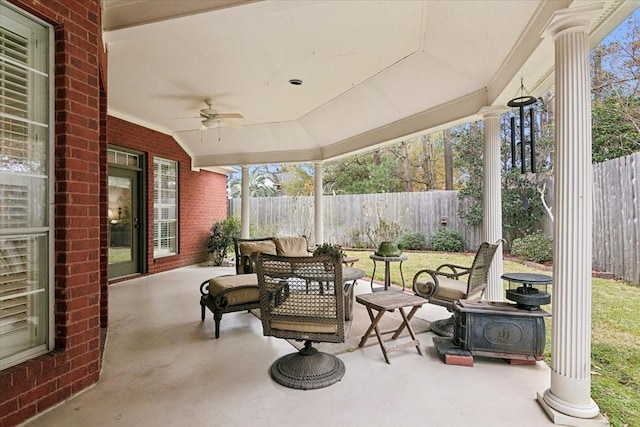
[0,4,52,369]
[153,158,178,257]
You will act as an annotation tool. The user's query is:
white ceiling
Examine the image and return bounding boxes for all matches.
[102,0,636,169]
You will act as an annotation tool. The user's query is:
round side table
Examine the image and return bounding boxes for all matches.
[369,254,408,292]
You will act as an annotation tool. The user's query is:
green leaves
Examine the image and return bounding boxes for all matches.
[206,216,241,265]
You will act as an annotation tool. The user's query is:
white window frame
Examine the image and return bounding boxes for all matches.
[153,157,178,257]
[0,1,54,370]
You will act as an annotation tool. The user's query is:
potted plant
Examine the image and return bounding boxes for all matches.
[312,243,345,262]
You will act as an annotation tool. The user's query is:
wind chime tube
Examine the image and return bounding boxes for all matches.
[530,107,536,173]
[519,105,526,174]
[510,116,516,169]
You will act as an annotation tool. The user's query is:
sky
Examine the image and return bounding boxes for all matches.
[601,7,639,44]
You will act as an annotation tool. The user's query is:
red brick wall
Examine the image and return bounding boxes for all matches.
[0,1,105,426]
[107,116,228,274]
[0,2,227,424]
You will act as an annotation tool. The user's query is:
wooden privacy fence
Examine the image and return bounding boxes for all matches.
[592,151,640,284]
[229,191,483,251]
[229,151,640,284]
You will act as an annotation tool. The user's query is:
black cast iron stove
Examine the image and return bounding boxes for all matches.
[433,299,550,363]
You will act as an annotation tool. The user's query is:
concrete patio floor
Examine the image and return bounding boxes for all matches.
[23,265,555,427]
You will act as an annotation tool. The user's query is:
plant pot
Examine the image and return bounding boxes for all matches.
[375,241,403,257]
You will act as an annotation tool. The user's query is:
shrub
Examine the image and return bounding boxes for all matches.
[206,216,241,265]
[347,227,368,248]
[366,218,401,248]
[429,228,464,252]
[511,231,553,264]
[397,231,427,250]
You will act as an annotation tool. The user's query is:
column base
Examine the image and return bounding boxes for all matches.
[537,392,609,426]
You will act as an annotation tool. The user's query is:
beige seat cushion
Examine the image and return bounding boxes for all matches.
[237,241,277,257]
[414,275,483,301]
[274,236,309,257]
[208,274,259,306]
[269,293,338,334]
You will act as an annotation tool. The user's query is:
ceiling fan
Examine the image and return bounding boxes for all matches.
[198,99,243,130]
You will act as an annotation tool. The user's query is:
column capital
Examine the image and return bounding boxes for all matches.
[478,106,507,119]
[543,4,602,40]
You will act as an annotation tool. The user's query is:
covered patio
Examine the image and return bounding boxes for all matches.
[25,265,554,427]
[3,0,635,425]
[99,1,636,424]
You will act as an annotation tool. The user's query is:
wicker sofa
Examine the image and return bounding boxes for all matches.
[199,236,310,338]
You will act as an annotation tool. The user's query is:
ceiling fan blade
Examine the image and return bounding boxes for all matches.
[217,113,243,119]
[221,119,243,130]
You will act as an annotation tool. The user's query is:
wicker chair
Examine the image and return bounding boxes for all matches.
[234,236,310,274]
[412,240,503,337]
[256,253,346,390]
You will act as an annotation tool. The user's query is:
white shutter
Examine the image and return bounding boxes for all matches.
[0,4,50,368]
[153,158,178,256]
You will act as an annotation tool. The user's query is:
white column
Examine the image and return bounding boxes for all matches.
[480,107,504,301]
[314,162,324,245]
[538,5,603,424]
[240,165,250,238]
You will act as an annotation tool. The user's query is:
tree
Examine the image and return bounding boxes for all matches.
[323,150,405,194]
[279,163,314,196]
[227,166,280,198]
[590,14,640,162]
[454,103,552,242]
[420,134,438,190]
[398,141,413,192]
[443,129,454,190]
[592,96,640,162]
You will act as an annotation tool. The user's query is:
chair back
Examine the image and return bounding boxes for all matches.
[256,254,345,344]
[465,240,502,298]
[234,237,277,274]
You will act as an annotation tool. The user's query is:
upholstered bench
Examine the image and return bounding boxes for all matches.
[200,236,312,339]
[199,273,260,339]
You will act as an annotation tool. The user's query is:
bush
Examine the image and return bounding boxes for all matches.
[206,216,241,265]
[511,231,552,264]
[397,231,427,250]
[347,227,368,248]
[429,228,464,252]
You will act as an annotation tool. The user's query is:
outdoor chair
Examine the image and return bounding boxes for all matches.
[234,237,278,274]
[234,236,310,274]
[256,253,346,390]
[412,240,503,337]
[199,236,311,339]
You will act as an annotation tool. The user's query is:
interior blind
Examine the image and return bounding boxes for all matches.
[153,159,178,255]
[0,8,48,365]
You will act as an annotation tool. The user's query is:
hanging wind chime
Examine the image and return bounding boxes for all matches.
[507,80,538,174]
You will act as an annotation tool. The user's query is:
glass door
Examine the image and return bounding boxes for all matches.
[108,167,141,278]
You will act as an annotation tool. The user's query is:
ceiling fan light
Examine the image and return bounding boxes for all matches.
[202,118,219,129]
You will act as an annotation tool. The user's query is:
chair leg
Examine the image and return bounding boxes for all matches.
[214,311,223,339]
[200,301,206,321]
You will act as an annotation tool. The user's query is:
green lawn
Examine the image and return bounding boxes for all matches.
[344,249,640,427]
